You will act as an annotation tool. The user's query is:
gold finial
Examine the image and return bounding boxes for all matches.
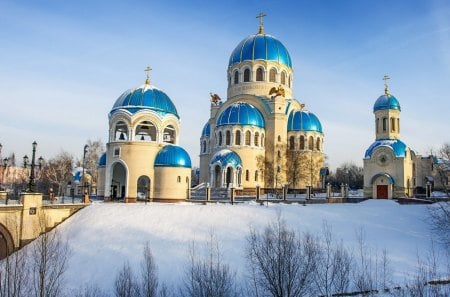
[300,103,306,110]
[256,12,266,34]
[145,66,152,85]
[383,74,390,95]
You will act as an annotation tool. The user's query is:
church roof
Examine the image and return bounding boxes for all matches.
[111,84,179,118]
[228,33,292,69]
[154,145,191,168]
[210,149,242,168]
[364,139,408,159]
[98,152,106,167]
[216,102,265,128]
[373,94,401,112]
[287,110,323,133]
[201,122,210,137]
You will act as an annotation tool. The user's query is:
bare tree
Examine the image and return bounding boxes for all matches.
[141,242,158,297]
[246,216,317,297]
[114,261,140,297]
[73,283,109,297]
[79,139,105,187]
[30,214,71,297]
[40,151,74,197]
[428,202,450,249]
[181,234,238,297]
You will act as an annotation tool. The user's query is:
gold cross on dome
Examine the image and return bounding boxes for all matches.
[256,12,266,34]
[145,66,152,84]
[383,74,390,95]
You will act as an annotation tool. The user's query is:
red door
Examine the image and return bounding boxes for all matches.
[377,185,388,199]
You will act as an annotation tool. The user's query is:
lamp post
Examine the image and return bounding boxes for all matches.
[1,158,7,191]
[23,141,44,193]
[82,144,89,203]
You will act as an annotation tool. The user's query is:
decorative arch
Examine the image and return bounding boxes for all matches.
[114,120,129,141]
[0,223,14,260]
[370,173,395,185]
[110,161,128,199]
[256,67,264,81]
[137,176,150,200]
[163,125,176,144]
[135,120,157,141]
[235,130,241,145]
[269,68,277,82]
[243,68,251,82]
[234,70,239,84]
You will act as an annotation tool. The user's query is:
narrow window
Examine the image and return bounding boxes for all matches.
[235,130,241,145]
[261,134,265,147]
[255,170,258,182]
[376,118,379,133]
[254,132,259,147]
[316,137,321,151]
[281,72,286,85]
[300,136,305,150]
[244,69,250,82]
[202,140,207,153]
[245,131,251,146]
[226,130,231,145]
[218,131,223,146]
[289,136,295,150]
[245,170,249,181]
[278,135,281,142]
[382,118,387,132]
[177,176,181,183]
[277,150,281,158]
[256,68,263,81]
[234,71,239,84]
[114,147,120,157]
[397,118,400,133]
[269,68,276,82]
[391,117,395,132]
[309,136,314,150]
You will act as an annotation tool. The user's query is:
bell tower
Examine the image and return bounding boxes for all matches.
[374,75,401,140]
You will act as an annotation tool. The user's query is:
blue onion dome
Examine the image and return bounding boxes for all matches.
[287,110,323,133]
[365,139,407,158]
[154,145,191,168]
[210,149,242,168]
[216,102,265,128]
[201,122,210,137]
[229,33,292,69]
[98,152,106,167]
[373,94,401,112]
[111,84,179,118]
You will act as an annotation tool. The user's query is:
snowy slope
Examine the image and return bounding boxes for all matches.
[58,200,445,292]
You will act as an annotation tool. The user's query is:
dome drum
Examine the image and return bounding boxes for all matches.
[287,110,323,133]
[216,102,265,128]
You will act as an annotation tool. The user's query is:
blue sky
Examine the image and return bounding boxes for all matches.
[0,0,449,169]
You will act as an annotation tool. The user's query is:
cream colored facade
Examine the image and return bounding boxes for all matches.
[199,24,325,190]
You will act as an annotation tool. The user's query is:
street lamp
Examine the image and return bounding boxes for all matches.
[23,141,44,193]
[82,144,89,203]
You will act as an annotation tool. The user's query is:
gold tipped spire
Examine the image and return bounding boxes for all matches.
[145,66,152,85]
[256,12,266,34]
[383,74,390,95]
[300,103,306,111]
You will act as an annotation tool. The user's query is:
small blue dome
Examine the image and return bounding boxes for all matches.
[98,152,106,167]
[229,33,292,69]
[210,149,242,168]
[111,84,179,118]
[364,139,408,159]
[217,102,265,128]
[287,110,323,133]
[201,122,210,137]
[154,145,191,168]
[373,94,401,112]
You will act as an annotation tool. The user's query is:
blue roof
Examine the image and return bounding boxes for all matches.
[201,122,210,137]
[111,84,179,118]
[210,149,242,168]
[154,145,191,168]
[229,33,292,68]
[373,94,401,112]
[364,139,408,158]
[287,110,323,133]
[216,102,265,128]
[371,173,395,185]
[98,152,106,167]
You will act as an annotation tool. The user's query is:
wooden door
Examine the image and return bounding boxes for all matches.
[377,185,388,199]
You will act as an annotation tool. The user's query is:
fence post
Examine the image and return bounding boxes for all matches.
[283,185,288,201]
[206,183,211,202]
[426,181,431,198]
[340,183,345,198]
[230,186,235,205]
[307,186,311,200]
[256,184,260,202]
[326,183,331,199]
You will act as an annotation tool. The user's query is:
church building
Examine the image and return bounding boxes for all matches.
[199,15,325,190]
[97,69,192,202]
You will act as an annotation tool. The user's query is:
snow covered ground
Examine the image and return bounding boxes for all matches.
[57,200,448,292]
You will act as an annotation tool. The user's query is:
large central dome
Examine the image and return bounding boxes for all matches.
[228,33,292,69]
[111,84,179,118]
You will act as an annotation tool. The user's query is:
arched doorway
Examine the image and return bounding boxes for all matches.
[226,167,233,188]
[137,176,150,201]
[0,224,14,260]
[111,162,127,200]
[214,165,221,188]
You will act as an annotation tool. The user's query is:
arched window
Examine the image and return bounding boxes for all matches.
[135,121,157,141]
[202,140,207,153]
[177,176,181,183]
[316,137,321,151]
[269,68,276,82]
[226,130,231,145]
[261,134,265,147]
[382,118,387,132]
[391,117,396,132]
[254,132,259,147]
[300,136,305,150]
[289,136,295,150]
[281,72,286,85]
[256,67,264,81]
[376,118,379,133]
[245,131,251,146]
[277,150,281,158]
[309,136,314,150]
[245,170,249,181]
[278,135,281,142]
[163,125,176,144]
[114,121,129,141]
[218,131,223,146]
[244,69,250,82]
[235,130,241,145]
[397,118,400,133]
[255,170,258,182]
[234,70,239,84]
